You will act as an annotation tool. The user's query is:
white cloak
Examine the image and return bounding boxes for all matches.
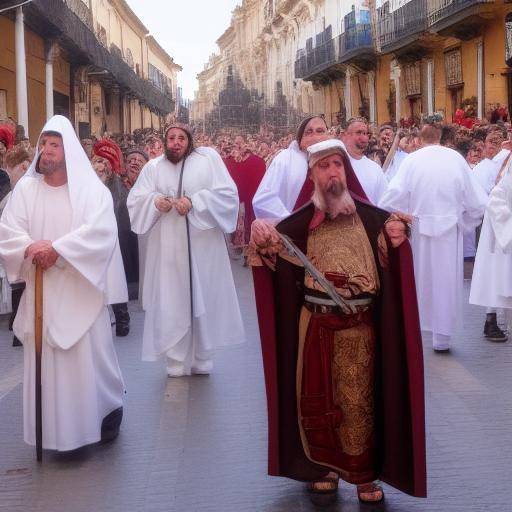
[470,163,512,309]
[252,140,307,220]
[127,148,244,365]
[349,154,388,205]
[473,149,510,194]
[379,145,487,336]
[0,115,125,450]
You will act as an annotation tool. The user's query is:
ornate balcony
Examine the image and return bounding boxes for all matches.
[295,24,374,83]
[5,0,174,114]
[427,0,496,39]
[376,0,427,54]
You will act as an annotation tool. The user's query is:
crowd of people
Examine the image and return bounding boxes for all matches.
[2,104,512,506]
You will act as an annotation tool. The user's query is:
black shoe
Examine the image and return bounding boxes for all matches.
[100,407,123,443]
[115,324,130,337]
[12,336,22,347]
[484,314,508,342]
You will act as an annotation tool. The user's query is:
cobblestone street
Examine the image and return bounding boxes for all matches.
[1,262,512,512]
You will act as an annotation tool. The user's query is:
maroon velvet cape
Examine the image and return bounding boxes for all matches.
[224,154,266,241]
[252,163,426,498]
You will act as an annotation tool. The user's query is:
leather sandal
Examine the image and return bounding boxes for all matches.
[307,472,339,494]
[357,481,384,503]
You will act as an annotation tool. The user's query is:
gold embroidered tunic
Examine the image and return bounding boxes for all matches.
[304,213,379,298]
[297,212,380,484]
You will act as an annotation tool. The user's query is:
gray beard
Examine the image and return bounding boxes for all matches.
[311,185,356,218]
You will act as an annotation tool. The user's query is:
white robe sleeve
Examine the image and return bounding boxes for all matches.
[52,187,118,290]
[378,158,412,213]
[252,150,292,220]
[127,161,163,235]
[0,185,34,282]
[187,148,239,233]
[460,168,488,232]
[488,170,512,252]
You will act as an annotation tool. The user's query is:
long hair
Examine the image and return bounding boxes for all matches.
[295,115,326,145]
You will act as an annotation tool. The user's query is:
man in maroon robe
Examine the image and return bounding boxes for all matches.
[224,147,266,248]
[248,139,426,503]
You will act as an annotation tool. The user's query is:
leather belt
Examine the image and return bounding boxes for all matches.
[304,294,373,315]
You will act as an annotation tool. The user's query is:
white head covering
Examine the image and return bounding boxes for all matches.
[25,115,104,229]
[307,139,348,168]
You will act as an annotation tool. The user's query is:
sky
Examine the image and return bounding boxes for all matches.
[127,0,242,101]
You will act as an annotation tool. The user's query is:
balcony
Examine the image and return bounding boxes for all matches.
[295,24,374,83]
[427,0,496,39]
[10,0,174,114]
[377,0,427,54]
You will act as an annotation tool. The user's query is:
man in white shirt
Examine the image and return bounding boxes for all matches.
[341,118,388,204]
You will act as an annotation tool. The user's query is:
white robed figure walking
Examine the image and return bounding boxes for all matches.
[379,124,487,351]
[470,159,512,321]
[128,124,244,377]
[0,116,126,451]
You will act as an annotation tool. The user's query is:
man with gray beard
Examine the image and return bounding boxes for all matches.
[248,139,426,504]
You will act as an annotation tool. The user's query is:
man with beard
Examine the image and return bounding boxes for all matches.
[342,119,388,204]
[92,138,136,336]
[248,139,426,504]
[124,149,148,189]
[0,116,126,452]
[127,124,244,377]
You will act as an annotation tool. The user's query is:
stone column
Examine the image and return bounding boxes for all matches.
[45,42,56,120]
[477,41,484,119]
[344,67,352,120]
[427,60,434,116]
[368,70,376,123]
[15,7,29,137]
[390,62,401,122]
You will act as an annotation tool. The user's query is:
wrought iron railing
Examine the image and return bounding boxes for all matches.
[377,0,427,50]
[294,24,373,80]
[63,0,93,31]
[427,0,495,26]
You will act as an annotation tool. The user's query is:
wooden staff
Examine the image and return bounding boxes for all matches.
[382,131,401,174]
[34,265,43,462]
[495,150,512,185]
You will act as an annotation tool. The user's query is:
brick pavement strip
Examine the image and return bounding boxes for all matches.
[1,264,512,511]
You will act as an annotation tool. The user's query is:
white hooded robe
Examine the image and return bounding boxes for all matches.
[0,116,126,451]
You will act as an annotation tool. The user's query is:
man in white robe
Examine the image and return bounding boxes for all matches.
[473,130,509,194]
[470,140,512,342]
[127,124,244,377]
[0,116,126,451]
[252,116,329,221]
[379,123,487,352]
[341,118,388,204]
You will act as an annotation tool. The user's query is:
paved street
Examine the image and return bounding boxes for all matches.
[1,262,512,512]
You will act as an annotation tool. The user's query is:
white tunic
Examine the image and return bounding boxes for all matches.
[0,178,124,450]
[252,140,307,220]
[473,149,510,194]
[470,164,512,309]
[385,148,408,183]
[127,149,244,368]
[379,145,487,337]
[349,154,388,204]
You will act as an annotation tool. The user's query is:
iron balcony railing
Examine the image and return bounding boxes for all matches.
[377,0,427,50]
[64,0,93,31]
[294,24,373,80]
[427,0,495,26]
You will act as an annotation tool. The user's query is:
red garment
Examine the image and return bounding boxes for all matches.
[251,155,426,497]
[0,123,15,150]
[93,139,124,174]
[224,154,266,244]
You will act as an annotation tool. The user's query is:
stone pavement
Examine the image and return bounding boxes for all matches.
[1,263,512,512]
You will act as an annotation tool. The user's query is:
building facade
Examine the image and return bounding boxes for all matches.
[0,0,181,142]
[192,0,512,131]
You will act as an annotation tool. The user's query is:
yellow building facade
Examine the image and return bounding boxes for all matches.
[0,0,180,142]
